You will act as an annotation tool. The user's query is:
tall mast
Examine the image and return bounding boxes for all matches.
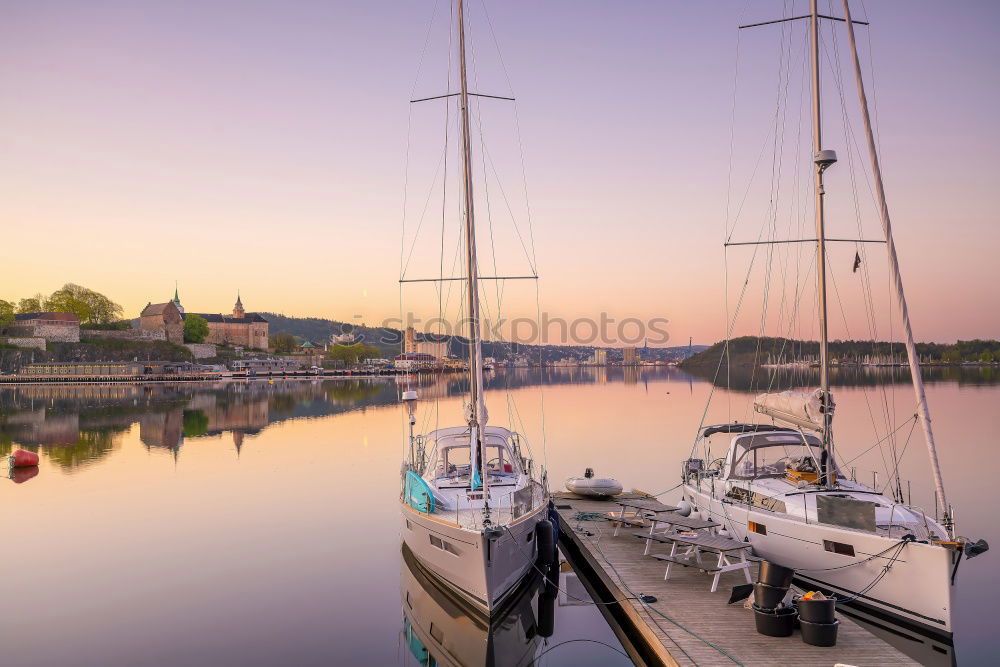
[809,0,834,473]
[456,0,489,500]
[841,0,951,532]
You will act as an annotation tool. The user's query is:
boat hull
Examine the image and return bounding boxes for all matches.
[400,501,546,615]
[685,483,956,639]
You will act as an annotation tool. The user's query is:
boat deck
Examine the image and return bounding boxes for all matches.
[554,492,919,667]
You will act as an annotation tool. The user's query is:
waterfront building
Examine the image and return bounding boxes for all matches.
[404,326,417,353]
[622,346,638,366]
[230,358,301,374]
[393,352,438,371]
[589,349,607,365]
[416,340,448,360]
[18,361,202,378]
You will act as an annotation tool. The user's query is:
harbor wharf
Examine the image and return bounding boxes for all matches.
[553,492,918,667]
[0,367,465,384]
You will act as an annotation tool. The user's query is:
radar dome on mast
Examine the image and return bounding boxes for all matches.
[814,149,838,170]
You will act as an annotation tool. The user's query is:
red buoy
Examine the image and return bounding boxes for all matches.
[10,449,39,467]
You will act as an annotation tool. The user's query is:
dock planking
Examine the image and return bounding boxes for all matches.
[554,492,918,667]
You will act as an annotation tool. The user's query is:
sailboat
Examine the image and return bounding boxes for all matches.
[679,0,987,641]
[398,0,550,616]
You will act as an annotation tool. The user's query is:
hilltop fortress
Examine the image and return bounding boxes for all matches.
[141,289,268,349]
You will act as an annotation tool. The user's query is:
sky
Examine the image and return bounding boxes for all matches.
[0,0,997,345]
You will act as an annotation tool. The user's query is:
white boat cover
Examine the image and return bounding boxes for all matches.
[753,388,834,433]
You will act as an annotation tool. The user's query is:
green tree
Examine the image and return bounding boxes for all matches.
[941,349,961,364]
[0,299,14,327]
[326,343,380,366]
[183,314,210,343]
[325,344,356,365]
[980,350,995,364]
[270,332,297,354]
[16,294,47,314]
[45,283,123,324]
[358,343,381,361]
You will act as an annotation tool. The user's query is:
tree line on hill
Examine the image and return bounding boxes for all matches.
[681,336,1000,367]
[1,283,211,344]
[262,313,706,364]
[268,331,381,365]
[0,283,124,327]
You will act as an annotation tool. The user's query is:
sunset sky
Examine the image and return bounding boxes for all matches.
[1,0,996,345]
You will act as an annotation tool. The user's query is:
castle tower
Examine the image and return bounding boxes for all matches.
[234,292,245,319]
[172,282,184,314]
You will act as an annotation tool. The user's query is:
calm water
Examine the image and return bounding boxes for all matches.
[1,367,996,666]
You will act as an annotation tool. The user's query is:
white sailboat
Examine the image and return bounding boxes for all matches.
[399,0,550,616]
[680,0,986,641]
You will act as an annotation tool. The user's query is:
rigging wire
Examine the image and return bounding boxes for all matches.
[400,0,446,439]
[822,9,909,497]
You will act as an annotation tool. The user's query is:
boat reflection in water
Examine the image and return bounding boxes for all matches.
[400,543,557,667]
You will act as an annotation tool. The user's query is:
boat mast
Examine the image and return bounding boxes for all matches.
[456,0,490,507]
[841,0,951,533]
[809,0,834,480]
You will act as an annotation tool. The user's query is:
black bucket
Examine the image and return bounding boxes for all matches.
[799,618,840,647]
[797,597,837,624]
[753,582,789,610]
[757,561,795,588]
[752,604,796,637]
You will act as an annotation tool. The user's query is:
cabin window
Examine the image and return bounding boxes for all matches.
[429,535,460,556]
[405,520,412,531]
[429,623,444,644]
[526,531,534,543]
[823,540,855,557]
[748,521,767,535]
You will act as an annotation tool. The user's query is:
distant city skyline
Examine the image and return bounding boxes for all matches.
[1,1,997,344]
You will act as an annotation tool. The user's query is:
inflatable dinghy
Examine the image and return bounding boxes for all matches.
[565,468,623,498]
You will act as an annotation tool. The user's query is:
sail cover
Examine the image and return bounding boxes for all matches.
[753,388,834,433]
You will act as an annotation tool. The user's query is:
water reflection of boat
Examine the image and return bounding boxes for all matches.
[400,543,554,667]
[838,603,955,667]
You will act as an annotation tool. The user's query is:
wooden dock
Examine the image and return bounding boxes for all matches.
[554,492,919,667]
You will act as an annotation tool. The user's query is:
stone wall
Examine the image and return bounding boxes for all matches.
[1,337,46,351]
[184,343,217,359]
[7,323,80,343]
[33,323,80,343]
[203,319,268,350]
[81,328,166,342]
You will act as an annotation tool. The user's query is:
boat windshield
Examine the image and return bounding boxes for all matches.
[729,433,835,480]
[428,438,519,487]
